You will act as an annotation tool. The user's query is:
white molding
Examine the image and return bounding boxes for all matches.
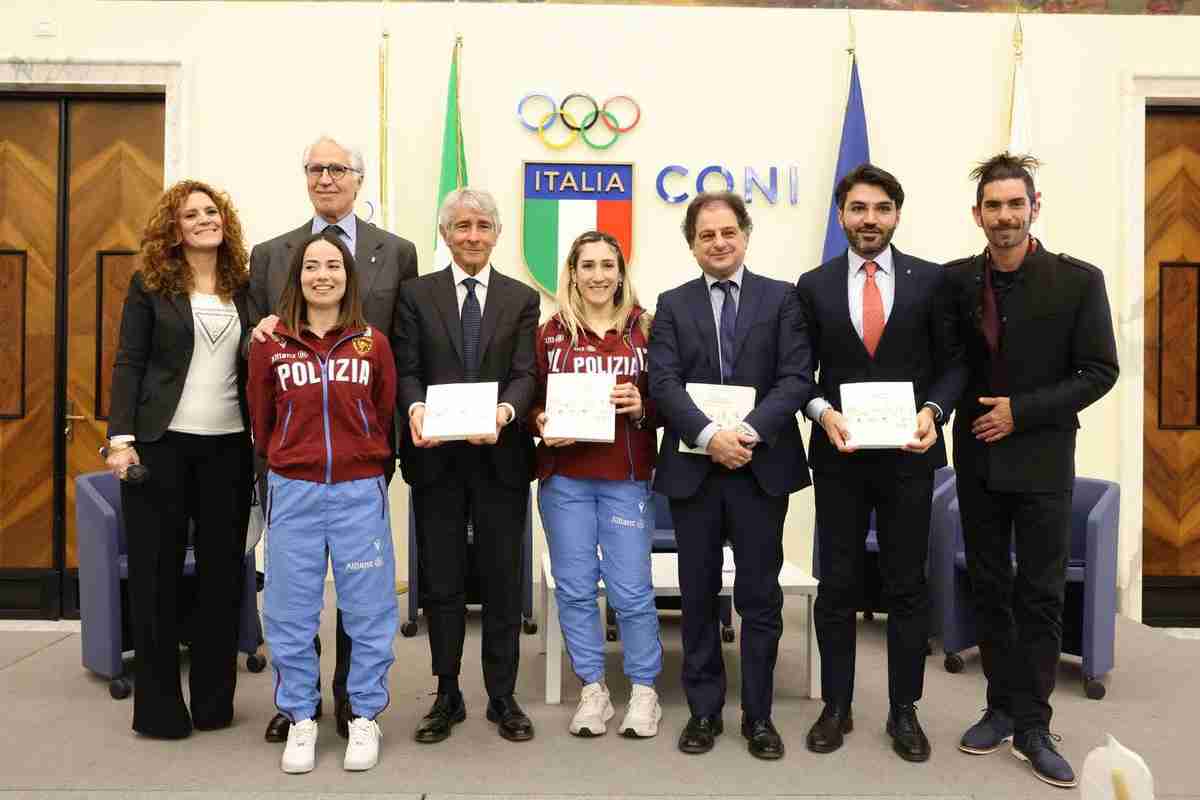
[1115,71,1200,622]
[0,58,185,182]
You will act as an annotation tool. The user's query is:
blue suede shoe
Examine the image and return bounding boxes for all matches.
[959,708,1014,755]
[1012,729,1077,788]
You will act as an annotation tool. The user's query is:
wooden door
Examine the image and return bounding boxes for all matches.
[0,100,59,573]
[0,95,162,617]
[64,99,164,569]
[1144,108,1200,624]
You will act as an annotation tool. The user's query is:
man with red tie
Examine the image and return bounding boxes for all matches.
[795,164,965,763]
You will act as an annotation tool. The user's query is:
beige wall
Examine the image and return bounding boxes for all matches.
[4,0,1183,613]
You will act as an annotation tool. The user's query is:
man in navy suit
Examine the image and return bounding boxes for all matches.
[649,191,812,760]
[795,164,965,763]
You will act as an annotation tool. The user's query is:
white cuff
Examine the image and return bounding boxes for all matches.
[805,396,832,423]
[498,403,516,426]
[695,422,720,453]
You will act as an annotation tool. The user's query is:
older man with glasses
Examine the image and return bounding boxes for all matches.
[248,134,418,745]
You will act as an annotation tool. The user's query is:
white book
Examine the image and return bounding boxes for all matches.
[679,383,757,454]
[543,372,616,443]
[839,380,917,450]
[422,382,499,441]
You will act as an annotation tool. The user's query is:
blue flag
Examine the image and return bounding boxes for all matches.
[821,57,870,263]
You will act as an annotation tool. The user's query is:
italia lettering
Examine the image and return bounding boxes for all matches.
[533,168,627,195]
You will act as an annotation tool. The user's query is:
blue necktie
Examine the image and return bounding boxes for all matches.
[713,280,737,383]
[461,277,481,381]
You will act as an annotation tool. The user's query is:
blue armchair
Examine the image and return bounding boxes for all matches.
[75,471,265,700]
[811,466,957,641]
[606,492,735,644]
[934,476,1119,700]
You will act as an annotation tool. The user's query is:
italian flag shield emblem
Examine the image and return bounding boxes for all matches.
[522,161,633,295]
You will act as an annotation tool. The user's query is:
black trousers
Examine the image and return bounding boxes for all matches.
[122,430,252,738]
[812,464,933,709]
[956,471,1072,734]
[412,447,527,699]
[271,459,396,706]
[669,468,787,722]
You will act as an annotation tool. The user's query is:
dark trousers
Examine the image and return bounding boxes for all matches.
[669,468,787,722]
[122,430,252,738]
[956,471,1072,734]
[267,458,396,706]
[412,447,526,698]
[813,465,933,709]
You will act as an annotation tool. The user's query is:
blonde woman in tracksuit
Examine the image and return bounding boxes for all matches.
[247,232,397,775]
[531,231,663,739]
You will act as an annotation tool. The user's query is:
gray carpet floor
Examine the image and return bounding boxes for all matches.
[0,594,1196,800]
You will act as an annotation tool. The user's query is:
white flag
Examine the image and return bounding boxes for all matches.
[1008,27,1041,236]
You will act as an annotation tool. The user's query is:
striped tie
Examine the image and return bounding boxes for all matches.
[461,277,481,381]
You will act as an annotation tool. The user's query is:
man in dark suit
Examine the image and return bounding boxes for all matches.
[795,164,966,763]
[649,191,812,760]
[946,153,1117,789]
[249,135,418,743]
[397,188,539,744]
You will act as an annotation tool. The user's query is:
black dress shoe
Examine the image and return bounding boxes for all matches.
[805,704,852,754]
[486,695,534,741]
[264,699,323,743]
[886,704,931,763]
[741,717,785,760]
[678,715,724,754]
[335,695,352,739]
[414,692,466,744]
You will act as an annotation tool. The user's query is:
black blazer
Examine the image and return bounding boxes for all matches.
[395,266,540,490]
[107,271,256,442]
[795,247,966,474]
[248,217,418,347]
[945,245,1119,492]
[649,268,813,499]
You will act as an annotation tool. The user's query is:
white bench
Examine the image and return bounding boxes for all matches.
[539,551,820,704]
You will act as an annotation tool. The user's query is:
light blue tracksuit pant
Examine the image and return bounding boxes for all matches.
[538,475,662,686]
[263,472,398,722]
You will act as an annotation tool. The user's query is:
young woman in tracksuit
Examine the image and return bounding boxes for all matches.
[531,230,663,739]
[247,232,397,774]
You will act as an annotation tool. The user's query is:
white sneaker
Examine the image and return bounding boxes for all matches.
[343,717,381,771]
[620,684,662,738]
[281,718,318,774]
[569,681,614,737]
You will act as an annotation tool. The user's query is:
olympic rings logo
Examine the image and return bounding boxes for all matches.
[517,93,641,151]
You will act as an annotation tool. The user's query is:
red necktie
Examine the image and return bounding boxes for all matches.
[862,261,884,357]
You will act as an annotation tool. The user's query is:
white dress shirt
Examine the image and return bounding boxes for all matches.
[694,265,759,454]
[311,211,357,255]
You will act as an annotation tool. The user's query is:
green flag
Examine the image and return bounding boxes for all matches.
[433,37,468,270]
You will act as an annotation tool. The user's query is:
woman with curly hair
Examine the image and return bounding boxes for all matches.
[105,179,258,738]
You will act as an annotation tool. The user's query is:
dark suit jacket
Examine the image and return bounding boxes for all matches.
[649,268,813,499]
[247,217,418,346]
[945,245,1119,492]
[107,271,255,442]
[795,247,966,474]
[396,266,540,490]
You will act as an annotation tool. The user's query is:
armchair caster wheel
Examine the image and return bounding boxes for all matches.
[606,626,618,642]
[109,677,132,700]
[522,618,538,635]
[246,653,267,673]
[1084,677,1106,700]
[944,653,965,673]
[721,626,736,643]
[400,621,418,638]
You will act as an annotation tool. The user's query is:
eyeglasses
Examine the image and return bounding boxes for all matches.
[305,163,361,181]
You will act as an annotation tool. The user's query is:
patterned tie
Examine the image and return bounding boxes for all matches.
[461,277,481,381]
[713,280,737,383]
[861,261,884,358]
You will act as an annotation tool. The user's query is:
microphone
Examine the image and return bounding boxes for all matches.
[99,447,150,484]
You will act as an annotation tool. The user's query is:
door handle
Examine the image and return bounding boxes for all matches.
[64,412,87,440]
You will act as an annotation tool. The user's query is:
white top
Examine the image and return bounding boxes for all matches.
[846,245,896,339]
[168,292,244,435]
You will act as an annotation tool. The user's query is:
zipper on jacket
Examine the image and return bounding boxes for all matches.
[357,398,370,436]
[316,329,368,484]
[280,401,294,446]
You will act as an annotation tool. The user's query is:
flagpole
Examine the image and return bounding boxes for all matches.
[454,35,465,189]
[1008,11,1023,154]
[378,0,390,232]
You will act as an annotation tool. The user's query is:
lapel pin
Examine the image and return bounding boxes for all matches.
[371,256,377,263]
[906,269,911,275]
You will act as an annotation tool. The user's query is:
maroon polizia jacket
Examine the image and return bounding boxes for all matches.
[529,308,659,482]
[248,323,396,484]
